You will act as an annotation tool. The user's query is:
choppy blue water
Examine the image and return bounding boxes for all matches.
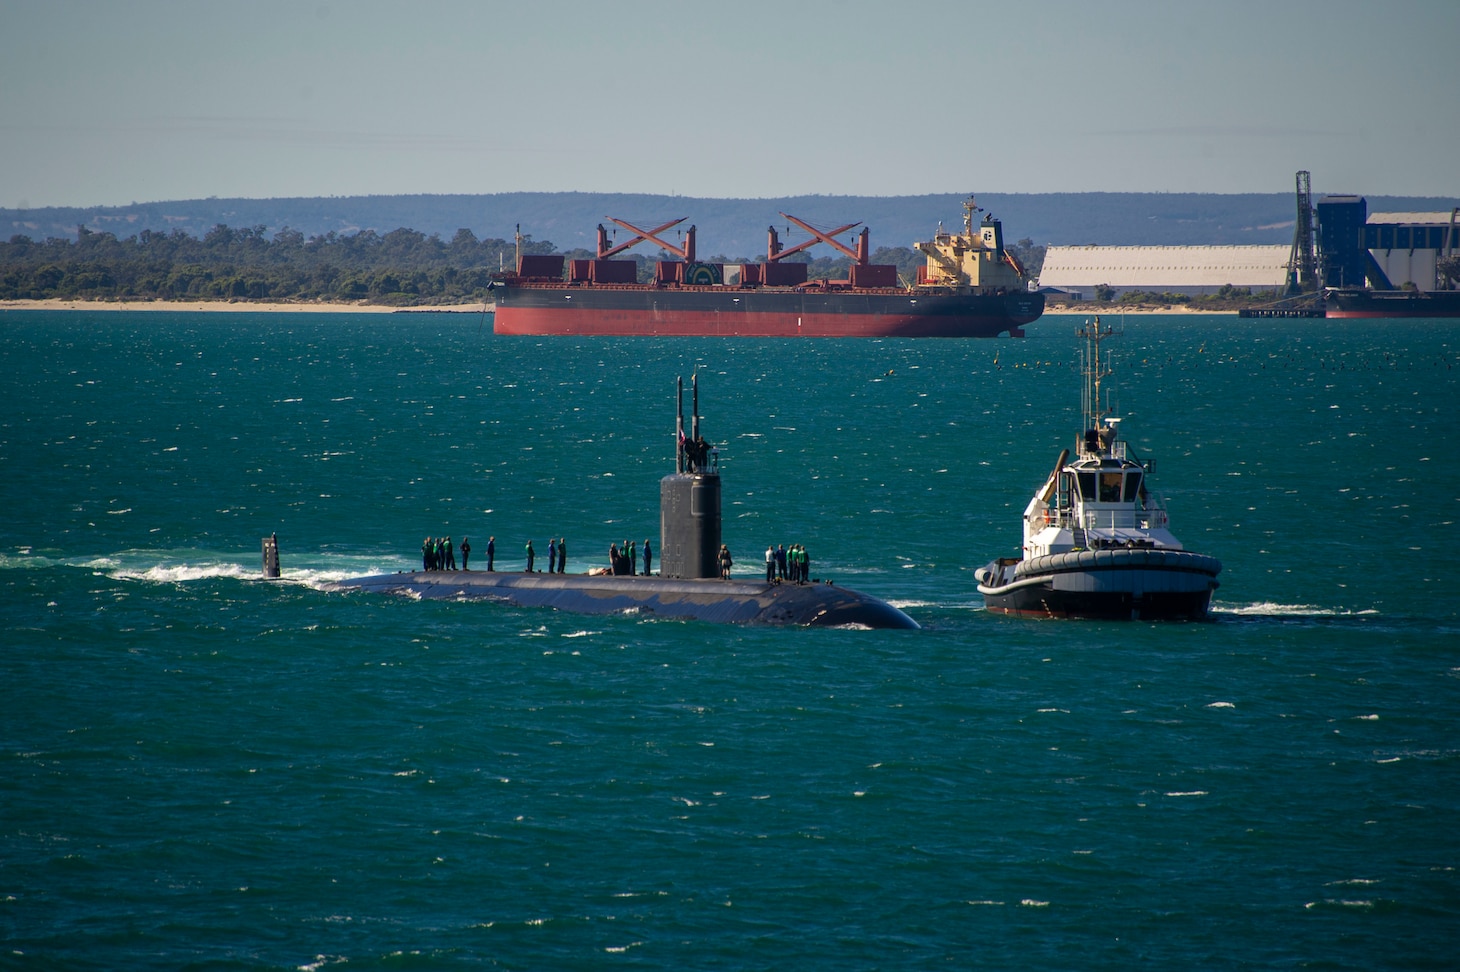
[2,310,1458,970]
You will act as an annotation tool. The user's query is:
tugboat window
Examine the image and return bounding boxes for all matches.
[1123,471,1143,503]
[1099,472,1123,502]
[1077,472,1096,500]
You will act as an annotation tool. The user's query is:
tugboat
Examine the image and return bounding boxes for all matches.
[975,319,1221,620]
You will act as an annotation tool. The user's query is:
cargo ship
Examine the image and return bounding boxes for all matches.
[1325,288,1460,318]
[490,198,1043,337]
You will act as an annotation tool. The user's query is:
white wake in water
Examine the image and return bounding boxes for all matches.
[1214,601,1380,618]
[41,549,408,592]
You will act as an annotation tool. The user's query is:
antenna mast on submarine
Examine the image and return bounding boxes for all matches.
[676,376,685,473]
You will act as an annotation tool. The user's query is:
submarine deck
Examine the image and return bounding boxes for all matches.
[330,569,918,629]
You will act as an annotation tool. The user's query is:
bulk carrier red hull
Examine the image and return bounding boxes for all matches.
[492,285,1043,338]
[491,199,1043,338]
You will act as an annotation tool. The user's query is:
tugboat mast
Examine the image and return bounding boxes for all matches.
[1078,316,1116,454]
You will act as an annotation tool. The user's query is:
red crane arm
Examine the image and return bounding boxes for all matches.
[769,214,861,263]
[599,217,689,259]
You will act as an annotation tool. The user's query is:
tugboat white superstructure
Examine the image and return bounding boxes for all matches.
[976,319,1221,620]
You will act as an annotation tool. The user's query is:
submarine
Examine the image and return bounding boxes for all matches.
[326,376,918,630]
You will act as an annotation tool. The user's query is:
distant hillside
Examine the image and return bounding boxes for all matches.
[6,191,1457,255]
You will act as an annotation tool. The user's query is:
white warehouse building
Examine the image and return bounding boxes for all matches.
[1037,245,1292,298]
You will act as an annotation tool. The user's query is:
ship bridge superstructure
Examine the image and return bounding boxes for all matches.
[1018,320,1178,560]
[914,196,1030,294]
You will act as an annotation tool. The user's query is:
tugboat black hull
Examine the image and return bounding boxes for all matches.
[328,570,919,629]
[977,548,1221,621]
[980,585,1215,621]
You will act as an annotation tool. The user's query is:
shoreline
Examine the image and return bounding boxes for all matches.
[3,298,1239,316]
[0,298,491,314]
[1042,305,1239,315]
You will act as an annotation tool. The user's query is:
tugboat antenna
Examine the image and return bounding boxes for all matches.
[1078,316,1116,448]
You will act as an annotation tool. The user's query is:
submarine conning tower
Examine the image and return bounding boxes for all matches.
[660,374,722,579]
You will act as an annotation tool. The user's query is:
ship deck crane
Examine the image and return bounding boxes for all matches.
[598,217,695,261]
[766,215,868,264]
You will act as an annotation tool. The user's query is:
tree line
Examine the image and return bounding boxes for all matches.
[0,225,554,305]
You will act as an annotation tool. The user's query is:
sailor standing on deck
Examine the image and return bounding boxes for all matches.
[525,540,535,573]
[547,538,557,574]
[460,537,471,570]
[486,536,495,571]
[557,538,567,573]
[642,539,652,577]
[444,536,456,571]
[766,545,776,583]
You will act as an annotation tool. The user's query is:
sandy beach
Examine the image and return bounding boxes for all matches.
[1042,304,1238,315]
[0,299,491,314]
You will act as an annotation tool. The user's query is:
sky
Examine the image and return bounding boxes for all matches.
[1,0,1456,208]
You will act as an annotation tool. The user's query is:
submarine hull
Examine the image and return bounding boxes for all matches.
[328,570,919,629]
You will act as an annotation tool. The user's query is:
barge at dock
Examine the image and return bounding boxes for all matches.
[490,198,1042,338]
[1324,288,1460,319]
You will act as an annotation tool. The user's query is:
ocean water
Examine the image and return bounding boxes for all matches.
[2,309,1457,970]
